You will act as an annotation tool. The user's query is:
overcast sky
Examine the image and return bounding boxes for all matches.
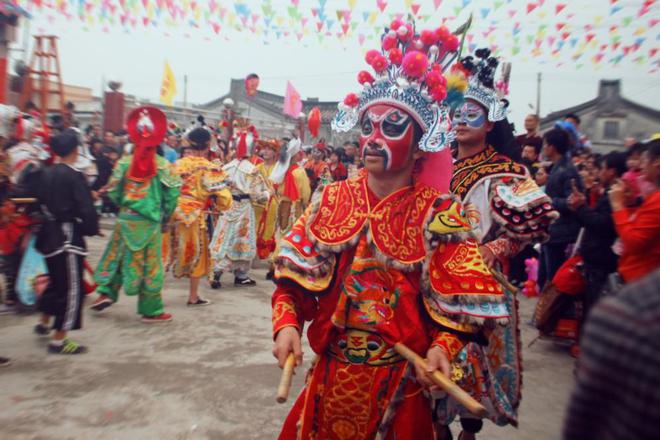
[11,0,660,131]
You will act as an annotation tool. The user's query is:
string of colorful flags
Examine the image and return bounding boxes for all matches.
[17,0,660,72]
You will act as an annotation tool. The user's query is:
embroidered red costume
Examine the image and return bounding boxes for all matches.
[273,177,510,439]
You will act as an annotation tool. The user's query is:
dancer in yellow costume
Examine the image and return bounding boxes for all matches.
[169,123,232,306]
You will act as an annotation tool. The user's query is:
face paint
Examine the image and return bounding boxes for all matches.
[358,104,416,171]
[452,102,487,129]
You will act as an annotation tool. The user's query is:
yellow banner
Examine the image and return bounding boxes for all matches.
[160,61,177,106]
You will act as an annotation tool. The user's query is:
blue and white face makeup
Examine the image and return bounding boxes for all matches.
[452,102,487,129]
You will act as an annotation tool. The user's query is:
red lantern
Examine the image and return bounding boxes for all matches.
[244,73,260,97]
[307,107,321,138]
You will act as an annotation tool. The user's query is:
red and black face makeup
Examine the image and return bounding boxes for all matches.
[359,104,416,172]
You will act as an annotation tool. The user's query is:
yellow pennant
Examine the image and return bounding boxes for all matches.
[160,61,177,107]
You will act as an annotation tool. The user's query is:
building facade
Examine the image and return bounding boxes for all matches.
[200,78,359,145]
[540,79,660,153]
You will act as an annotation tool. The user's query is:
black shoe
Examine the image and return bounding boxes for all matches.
[266,270,274,280]
[34,324,50,336]
[210,271,222,289]
[234,277,256,286]
[0,356,11,367]
[187,298,211,307]
[48,339,88,355]
[90,295,113,312]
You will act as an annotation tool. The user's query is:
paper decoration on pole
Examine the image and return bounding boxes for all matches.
[244,73,260,96]
[307,107,321,138]
[17,0,659,70]
[283,81,302,118]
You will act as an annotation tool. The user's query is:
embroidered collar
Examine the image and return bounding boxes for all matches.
[308,177,440,265]
[450,146,527,201]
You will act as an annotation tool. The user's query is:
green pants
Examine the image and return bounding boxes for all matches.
[94,219,164,317]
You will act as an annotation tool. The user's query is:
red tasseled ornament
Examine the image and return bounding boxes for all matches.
[389,48,403,65]
[357,70,375,85]
[401,50,429,79]
[420,29,437,46]
[344,93,360,107]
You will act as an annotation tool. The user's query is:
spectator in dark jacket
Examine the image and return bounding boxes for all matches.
[568,151,627,317]
[538,128,583,288]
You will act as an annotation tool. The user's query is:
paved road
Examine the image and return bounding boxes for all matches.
[0,234,574,439]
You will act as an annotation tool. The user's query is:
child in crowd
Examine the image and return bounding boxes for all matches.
[34,129,99,354]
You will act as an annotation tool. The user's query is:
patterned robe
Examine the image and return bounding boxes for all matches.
[94,155,181,317]
[435,146,558,427]
[209,158,270,273]
[168,156,232,278]
[272,175,510,439]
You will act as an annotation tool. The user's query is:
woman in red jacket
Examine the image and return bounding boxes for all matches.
[609,139,660,282]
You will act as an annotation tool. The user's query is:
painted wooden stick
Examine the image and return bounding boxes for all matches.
[491,269,519,294]
[393,343,488,418]
[276,353,296,404]
[9,197,37,204]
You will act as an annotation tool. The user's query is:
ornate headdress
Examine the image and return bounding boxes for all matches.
[126,106,167,181]
[456,48,510,122]
[332,18,467,153]
[231,118,259,158]
[255,138,282,154]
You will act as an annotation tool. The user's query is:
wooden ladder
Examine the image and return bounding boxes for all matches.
[18,35,65,126]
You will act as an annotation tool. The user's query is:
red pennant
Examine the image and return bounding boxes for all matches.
[411,3,421,15]
[212,22,220,34]
[316,21,323,32]
[612,42,621,50]
[142,16,149,26]
[508,9,517,17]
[650,48,658,57]
[556,23,565,31]
[586,33,595,43]
[341,23,350,34]
[561,31,570,40]
[526,3,537,14]
[556,3,566,14]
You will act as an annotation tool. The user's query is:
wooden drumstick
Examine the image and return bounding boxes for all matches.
[276,353,296,404]
[9,197,37,204]
[394,343,488,418]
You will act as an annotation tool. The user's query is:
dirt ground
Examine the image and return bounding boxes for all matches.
[0,234,575,440]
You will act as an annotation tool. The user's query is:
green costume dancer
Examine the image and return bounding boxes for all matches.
[91,107,181,322]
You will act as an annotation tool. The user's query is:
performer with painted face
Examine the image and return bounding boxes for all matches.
[91,107,181,323]
[271,20,512,438]
[434,49,558,439]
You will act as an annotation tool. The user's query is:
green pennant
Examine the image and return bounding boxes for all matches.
[494,1,504,10]
[512,46,520,55]
[453,6,461,16]
[526,34,534,44]
[622,16,633,27]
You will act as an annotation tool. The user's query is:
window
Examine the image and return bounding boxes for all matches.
[603,120,620,140]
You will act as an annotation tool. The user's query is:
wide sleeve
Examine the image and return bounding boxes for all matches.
[295,168,312,207]
[105,158,127,206]
[273,195,336,292]
[157,161,182,218]
[272,283,318,337]
[489,175,558,244]
[202,165,232,212]
[72,172,99,237]
[422,195,510,338]
[612,195,660,254]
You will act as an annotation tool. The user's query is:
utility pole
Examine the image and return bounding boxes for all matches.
[536,72,542,116]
